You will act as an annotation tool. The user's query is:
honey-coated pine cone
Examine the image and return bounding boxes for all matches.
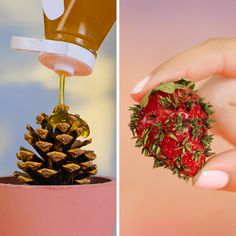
[14,105,97,185]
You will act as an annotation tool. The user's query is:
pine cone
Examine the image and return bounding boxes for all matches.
[14,105,97,185]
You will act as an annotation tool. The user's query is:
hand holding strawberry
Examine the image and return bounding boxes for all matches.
[130,79,214,180]
[130,38,236,191]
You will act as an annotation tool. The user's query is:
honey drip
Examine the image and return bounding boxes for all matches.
[48,74,90,138]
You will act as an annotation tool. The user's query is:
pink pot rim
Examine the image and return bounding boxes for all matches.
[0,175,116,190]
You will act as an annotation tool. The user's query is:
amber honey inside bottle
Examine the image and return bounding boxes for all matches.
[44,0,116,55]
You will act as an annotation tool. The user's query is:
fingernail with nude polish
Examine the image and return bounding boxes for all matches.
[194,170,229,190]
[131,76,150,94]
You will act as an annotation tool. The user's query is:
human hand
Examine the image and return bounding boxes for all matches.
[130,38,236,192]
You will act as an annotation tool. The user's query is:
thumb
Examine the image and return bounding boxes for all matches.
[193,149,236,192]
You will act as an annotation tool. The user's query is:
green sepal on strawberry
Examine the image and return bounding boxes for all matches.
[129,79,215,180]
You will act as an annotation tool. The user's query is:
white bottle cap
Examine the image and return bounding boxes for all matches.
[11,36,96,76]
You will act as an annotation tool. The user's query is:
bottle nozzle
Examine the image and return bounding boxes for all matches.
[39,52,92,77]
[11,37,96,76]
[53,64,74,77]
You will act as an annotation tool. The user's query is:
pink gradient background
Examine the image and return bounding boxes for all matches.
[121,1,236,235]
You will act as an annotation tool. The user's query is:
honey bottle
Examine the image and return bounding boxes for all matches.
[11,0,116,77]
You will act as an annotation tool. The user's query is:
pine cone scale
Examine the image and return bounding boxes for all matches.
[47,151,67,162]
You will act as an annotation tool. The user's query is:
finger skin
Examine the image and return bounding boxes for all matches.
[198,77,236,146]
[131,38,236,102]
[193,149,236,192]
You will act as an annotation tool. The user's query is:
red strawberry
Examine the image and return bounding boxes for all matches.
[129,79,215,180]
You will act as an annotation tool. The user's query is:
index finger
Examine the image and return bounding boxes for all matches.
[131,38,236,102]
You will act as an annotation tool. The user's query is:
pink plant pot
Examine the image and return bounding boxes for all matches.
[0,176,116,236]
